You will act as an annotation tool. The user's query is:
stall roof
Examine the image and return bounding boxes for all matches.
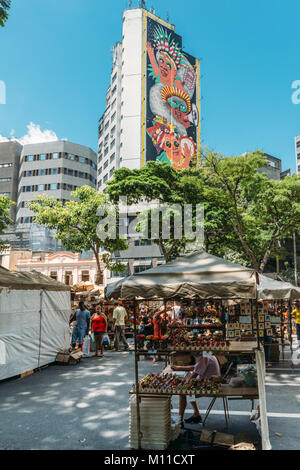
[257,274,300,300]
[0,267,71,291]
[105,251,257,300]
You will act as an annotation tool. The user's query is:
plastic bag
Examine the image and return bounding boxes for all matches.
[102,334,110,346]
[82,335,91,357]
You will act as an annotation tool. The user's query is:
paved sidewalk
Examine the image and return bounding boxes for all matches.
[0,346,299,450]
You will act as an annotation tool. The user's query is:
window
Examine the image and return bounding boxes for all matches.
[98,166,102,175]
[110,168,115,178]
[40,154,46,161]
[64,271,73,286]
[103,173,108,183]
[104,134,109,144]
[67,169,74,176]
[110,139,115,149]
[92,162,96,169]
[0,163,13,168]
[52,153,59,159]
[52,168,58,175]
[0,177,12,182]
[112,85,117,95]
[39,169,45,176]
[26,186,31,192]
[104,147,109,157]
[111,112,116,122]
[110,153,115,163]
[38,184,44,191]
[297,141,300,148]
[26,155,34,162]
[104,160,108,169]
[111,98,116,108]
[79,172,84,178]
[0,192,10,196]
[81,271,90,282]
[105,121,110,130]
[134,265,148,274]
[50,271,58,281]
[79,156,86,164]
[50,183,57,190]
[111,126,116,135]
[112,72,117,83]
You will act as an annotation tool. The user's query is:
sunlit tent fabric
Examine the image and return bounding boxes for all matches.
[106,252,258,300]
[0,267,71,381]
[257,274,300,300]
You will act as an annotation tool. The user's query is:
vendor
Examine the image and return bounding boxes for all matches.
[171,352,221,425]
[292,301,300,348]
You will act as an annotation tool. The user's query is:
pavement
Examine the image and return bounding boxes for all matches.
[0,343,299,450]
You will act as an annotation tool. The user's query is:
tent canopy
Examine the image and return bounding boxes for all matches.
[106,252,257,300]
[0,266,71,291]
[257,274,300,300]
[106,251,300,301]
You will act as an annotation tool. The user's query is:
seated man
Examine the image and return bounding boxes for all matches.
[171,352,221,425]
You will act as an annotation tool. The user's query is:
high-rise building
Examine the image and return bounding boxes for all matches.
[295,134,300,174]
[17,140,97,227]
[97,7,201,192]
[0,140,22,222]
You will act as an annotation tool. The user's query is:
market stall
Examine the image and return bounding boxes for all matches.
[105,252,268,449]
[0,266,71,381]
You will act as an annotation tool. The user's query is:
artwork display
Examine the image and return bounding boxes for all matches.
[144,15,200,169]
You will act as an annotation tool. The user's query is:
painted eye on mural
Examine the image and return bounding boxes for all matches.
[159,58,164,64]
[166,62,172,69]
[179,104,187,113]
[166,141,172,148]
[174,141,179,148]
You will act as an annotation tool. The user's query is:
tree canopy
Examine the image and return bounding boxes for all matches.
[29,186,128,283]
[0,195,14,252]
[0,0,11,27]
[106,152,300,273]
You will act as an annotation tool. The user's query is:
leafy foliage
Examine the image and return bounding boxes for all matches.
[29,186,128,282]
[106,153,300,273]
[0,0,11,27]
[0,195,14,252]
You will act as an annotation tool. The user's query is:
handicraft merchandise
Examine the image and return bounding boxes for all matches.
[133,373,221,396]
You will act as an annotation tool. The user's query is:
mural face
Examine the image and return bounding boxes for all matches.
[145,16,200,170]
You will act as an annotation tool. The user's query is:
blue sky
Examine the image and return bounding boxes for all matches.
[0,0,299,171]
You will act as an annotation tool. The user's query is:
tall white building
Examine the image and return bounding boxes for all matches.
[97,7,201,191]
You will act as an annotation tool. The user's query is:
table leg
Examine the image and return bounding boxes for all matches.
[203,397,217,427]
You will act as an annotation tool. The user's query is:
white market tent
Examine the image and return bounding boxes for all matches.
[0,267,71,381]
[106,251,300,301]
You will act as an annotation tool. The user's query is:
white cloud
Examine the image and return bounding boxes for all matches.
[0,122,60,145]
[19,122,59,144]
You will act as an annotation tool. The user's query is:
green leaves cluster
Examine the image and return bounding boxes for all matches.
[0,195,14,252]
[106,152,300,273]
[29,186,128,282]
[0,0,11,28]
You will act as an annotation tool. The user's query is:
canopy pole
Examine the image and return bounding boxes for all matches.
[133,298,142,449]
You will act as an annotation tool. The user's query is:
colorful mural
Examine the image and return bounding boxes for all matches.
[144,15,200,169]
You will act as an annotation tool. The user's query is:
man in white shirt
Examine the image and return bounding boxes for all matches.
[112,299,129,351]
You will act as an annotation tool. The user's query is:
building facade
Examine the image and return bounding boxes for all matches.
[17,141,97,227]
[97,7,201,192]
[16,251,107,286]
[0,140,23,222]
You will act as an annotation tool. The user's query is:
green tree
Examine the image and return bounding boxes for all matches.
[0,195,14,252]
[106,162,209,262]
[203,151,300,272]
[0,0,11,27]
[29,186,128,284]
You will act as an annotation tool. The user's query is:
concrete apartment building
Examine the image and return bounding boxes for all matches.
[0,140,22,222]
[17,140,97,226]
[97,6,202,281]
